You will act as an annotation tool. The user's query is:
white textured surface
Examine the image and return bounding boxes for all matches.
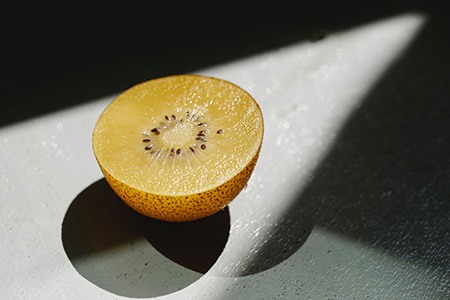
[1,13,449,299]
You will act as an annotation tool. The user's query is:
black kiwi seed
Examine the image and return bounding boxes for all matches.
[176,149,181,155]
[165,115,170,121]
[217,129,223,134]
[151,128,160,135]
[145,145,152,150]
[190,147,195,153]
[142,139,151,142]
[201,144,206,150]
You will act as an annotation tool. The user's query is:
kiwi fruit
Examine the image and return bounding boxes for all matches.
[92,74,264,222]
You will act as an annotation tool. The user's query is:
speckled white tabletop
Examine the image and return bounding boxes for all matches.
[1,12,449,299]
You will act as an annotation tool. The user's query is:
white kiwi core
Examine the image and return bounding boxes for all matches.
[92,74,264,196]
[159,122,198,146]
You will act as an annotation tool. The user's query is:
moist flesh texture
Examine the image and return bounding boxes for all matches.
[92,75,264,197]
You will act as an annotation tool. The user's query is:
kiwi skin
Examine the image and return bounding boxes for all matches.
[98,147,261,222]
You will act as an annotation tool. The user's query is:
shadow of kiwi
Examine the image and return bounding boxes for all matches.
[62,178,230,298]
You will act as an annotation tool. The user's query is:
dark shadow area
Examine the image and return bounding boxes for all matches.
[62,178,230,298]
[240,6,450,288]
[0,3,437,128]
[142,208,230,274]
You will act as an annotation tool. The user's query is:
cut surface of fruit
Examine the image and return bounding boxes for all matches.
[92,74,264,221]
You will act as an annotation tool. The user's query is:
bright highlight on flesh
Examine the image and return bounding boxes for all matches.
[92,74,264,222]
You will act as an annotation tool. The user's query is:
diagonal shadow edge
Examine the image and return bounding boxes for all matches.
[235,13,450,279]
[1,4,435,128]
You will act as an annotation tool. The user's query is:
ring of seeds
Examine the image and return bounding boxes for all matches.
[142,111,222,157]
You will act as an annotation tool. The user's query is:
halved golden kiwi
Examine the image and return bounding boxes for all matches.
[92,74,264,222]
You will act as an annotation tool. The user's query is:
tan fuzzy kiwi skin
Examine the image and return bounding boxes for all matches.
[97,146,262,222]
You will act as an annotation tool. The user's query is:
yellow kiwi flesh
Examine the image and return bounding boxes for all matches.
[92,74,264,222]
